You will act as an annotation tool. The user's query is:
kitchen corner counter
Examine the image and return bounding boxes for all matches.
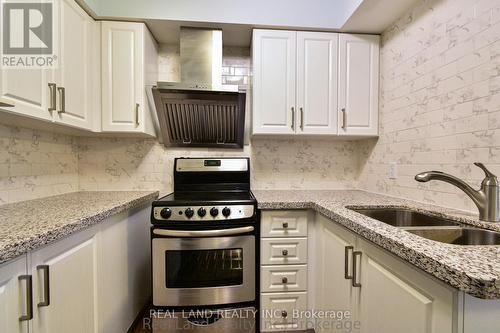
[0,191,158,264]
[253,189,500,299]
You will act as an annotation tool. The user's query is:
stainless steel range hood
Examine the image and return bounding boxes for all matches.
[158,27,238,92]
[151,27,246,148]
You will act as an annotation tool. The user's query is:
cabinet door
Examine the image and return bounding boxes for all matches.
[31,235,97,333]
[97,208,151,333]
[53,0,95,130]
[357,239,455,333]
[315,215,360,333]
[338,34,379,136]
[252,29,296,134]
[101,21,144,132]
[0,0,54,124]
[296,32,338,135]
[0,256,29,333]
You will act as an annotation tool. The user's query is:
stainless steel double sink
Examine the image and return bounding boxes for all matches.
[349,207,500,246]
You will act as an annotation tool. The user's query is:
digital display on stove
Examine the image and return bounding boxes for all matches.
[204,160,221,167]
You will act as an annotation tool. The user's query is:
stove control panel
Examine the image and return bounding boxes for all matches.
[153,205,255,221]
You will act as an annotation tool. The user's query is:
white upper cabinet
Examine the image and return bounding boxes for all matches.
[338,34,379,136]
[101,21,157,136]
[0,0,53,122]
[53,0,98,131]
[296,32,338,135]
[253,29,379,137]
[0,0,98,131]
[252,29,296,135]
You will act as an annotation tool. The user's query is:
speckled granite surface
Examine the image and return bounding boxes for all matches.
[253,190,500,299]
[0,191,158,264]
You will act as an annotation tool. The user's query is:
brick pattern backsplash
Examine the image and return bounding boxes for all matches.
[0,123,78,204]
[359,0,500,213]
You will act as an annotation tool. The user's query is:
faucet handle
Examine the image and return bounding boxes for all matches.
[474,162,498,186]
[474,162,496,177]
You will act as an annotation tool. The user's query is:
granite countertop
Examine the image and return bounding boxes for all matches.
[253,189,500,299]
[0,191,158,264]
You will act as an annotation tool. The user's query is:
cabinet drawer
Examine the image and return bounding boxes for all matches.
[261,210,308,238]
[261,292,307,332]
[261,238,307,265]
[261,265,307,293]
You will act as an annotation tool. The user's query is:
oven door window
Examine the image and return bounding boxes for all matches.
[165,248,243,288]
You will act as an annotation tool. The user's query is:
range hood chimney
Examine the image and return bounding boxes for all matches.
[157,27,237,92]
[151,27,246,148]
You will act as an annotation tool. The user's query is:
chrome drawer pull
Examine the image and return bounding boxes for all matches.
[37,265,50,307]
[18,275,33,321]
[352,251,362,288]
[344,246,354,279]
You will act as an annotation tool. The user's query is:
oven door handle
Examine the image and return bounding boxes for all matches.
[153,226,254,237]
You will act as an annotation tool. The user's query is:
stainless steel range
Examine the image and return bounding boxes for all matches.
[150,157,259,332]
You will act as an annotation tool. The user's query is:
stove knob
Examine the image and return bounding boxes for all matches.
[160,208,172,219]
[210,207,219,217]
[197,207,207,217]
[222,207,231,217]
[185,208,194,218]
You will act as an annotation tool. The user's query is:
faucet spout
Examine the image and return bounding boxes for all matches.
[415,171,485,209]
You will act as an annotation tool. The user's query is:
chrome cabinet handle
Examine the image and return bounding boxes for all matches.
[282,222,289,229]
[282,277,288,284]
[135,103,140,126]
[291,107,295,130]
[57,87,65,113]
[300,107,304,130]
[18,275,33,321]
[282,249,288,256]
[153,226,254,237]
[48,83,56,111]
[37,265,50,307]
[352,251,362,288]
[344,245,354,279]
[281,310,288,318]
[341,108,347,130]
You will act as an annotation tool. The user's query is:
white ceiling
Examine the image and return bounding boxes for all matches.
[81,0,419,47]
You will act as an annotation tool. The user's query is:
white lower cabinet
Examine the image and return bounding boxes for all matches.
[261,210,310,332]
[0,255,29,333]
[31,233,97,333]
[315,214,360,329]
[357,238,455,333]
[258,210,500,333]
[315,214,455,333]
[0,204,151,333]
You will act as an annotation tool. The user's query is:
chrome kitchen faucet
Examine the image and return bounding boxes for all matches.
[415,163,500,222]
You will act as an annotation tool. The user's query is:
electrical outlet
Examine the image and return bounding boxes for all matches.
[388,162,397,179]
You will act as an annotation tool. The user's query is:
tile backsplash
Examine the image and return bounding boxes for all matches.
[3,0,500,214]
[0,123,78,204]
[77,137,364,196]
[359,0,500,212]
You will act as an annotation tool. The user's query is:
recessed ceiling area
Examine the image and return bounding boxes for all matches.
[80,0,419,47]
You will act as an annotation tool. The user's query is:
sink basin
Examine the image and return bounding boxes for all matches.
[349,207,460,227]
[406,228,500,245]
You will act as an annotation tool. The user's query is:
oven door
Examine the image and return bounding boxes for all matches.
[152,227,256,307]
